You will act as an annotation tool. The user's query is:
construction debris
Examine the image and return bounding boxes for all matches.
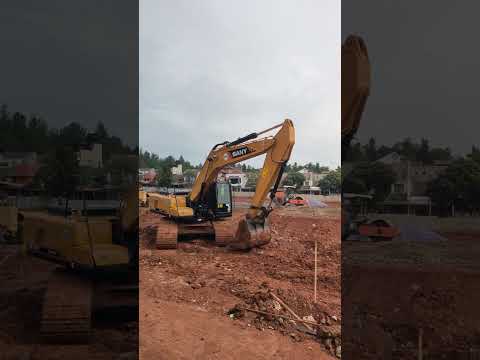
[140,197,341,358]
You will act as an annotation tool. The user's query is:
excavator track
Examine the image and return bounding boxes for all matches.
[155,216,178,249]
[212,218,237,246]
[40,270,93,344]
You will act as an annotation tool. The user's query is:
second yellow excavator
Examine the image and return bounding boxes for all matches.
[148,119,295,250]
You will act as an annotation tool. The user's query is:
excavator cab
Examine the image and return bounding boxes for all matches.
[214,181,233,218]
[197,181,233,220]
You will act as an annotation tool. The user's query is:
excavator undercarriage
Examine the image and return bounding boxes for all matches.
[155,216,237,249]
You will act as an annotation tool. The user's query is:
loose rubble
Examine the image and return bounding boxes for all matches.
[140,198,341,359]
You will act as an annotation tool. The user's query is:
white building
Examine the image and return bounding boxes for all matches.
[377,152,449,197]
[171,164,183,176]
[378,152,449,215]
[78,143,103,168]
[218,167,248,190]
[298,168,327,188]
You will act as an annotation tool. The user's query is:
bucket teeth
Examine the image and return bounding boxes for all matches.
[228,218,271,250]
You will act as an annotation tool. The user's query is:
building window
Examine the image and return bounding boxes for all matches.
[393,183,405,194]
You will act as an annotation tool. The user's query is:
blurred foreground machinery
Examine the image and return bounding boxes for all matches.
[19,186,139,343]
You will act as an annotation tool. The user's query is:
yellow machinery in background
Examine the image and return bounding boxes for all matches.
[0,199,17,243]
[18,186,138,343]
[139,189,147,207]
[150,119,295,250]
[22,211,129,269]
[22,187,138,269]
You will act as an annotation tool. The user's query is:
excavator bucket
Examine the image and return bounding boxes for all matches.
[228,218,272,250]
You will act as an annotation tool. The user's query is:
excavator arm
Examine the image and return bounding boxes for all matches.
[190,119,295,249]
[341,35,371,153]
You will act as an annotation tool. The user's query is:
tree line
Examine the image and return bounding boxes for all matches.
[0,104,134,159]
[0,104,135,196]
[140,149,339,191]
[139,150,201,187]
[345,137,452,163]
[344,137,480,216]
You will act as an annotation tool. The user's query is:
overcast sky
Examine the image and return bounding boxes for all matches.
[343,1,480,155]
[0,1,138,146]
[140,0,340,168]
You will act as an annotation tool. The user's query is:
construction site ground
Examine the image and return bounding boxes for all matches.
[343,214,480,359]
[140,195,341,360]
[0,245,138,360]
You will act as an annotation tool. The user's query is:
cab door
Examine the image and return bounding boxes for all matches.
[214,182,232,218]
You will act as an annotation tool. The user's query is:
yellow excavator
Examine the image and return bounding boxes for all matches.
[342,35,399,241]
[149,119,295,250]
[19,185,138,343]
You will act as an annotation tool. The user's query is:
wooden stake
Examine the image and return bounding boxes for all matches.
[418,328,423,360]
[314,238,318,303]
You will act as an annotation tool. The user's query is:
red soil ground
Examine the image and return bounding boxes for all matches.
[139,203,341,359]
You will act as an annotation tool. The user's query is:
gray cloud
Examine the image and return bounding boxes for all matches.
[343,1,480,155]
[140,0,340,167]
[0,1,138,146]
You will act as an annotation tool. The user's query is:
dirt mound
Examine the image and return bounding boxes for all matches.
[140,205,341,359]
[343,236,480,358]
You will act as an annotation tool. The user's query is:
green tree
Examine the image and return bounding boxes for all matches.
[344,162,396,202]
[364,137,377,161]
[417,138,431,164]
[426,177,456,216]
[318,167,341,193]
[342,176,368,194]
[393,138,417,161]
[37,147,80,197]
[282,172,305,189]
[344,141,366,162]
[57,122,87,146]
[95,121,109,140]
[156,166,173,187]
[468,146,480,164]
[427,158,480,215]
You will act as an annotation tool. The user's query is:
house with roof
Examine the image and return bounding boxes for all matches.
[218,166,248,190]
[0,152,39,185]
[377,152,450,215]
[139,168,157,185]
[298,168,327,188]
[77,143,103,168]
